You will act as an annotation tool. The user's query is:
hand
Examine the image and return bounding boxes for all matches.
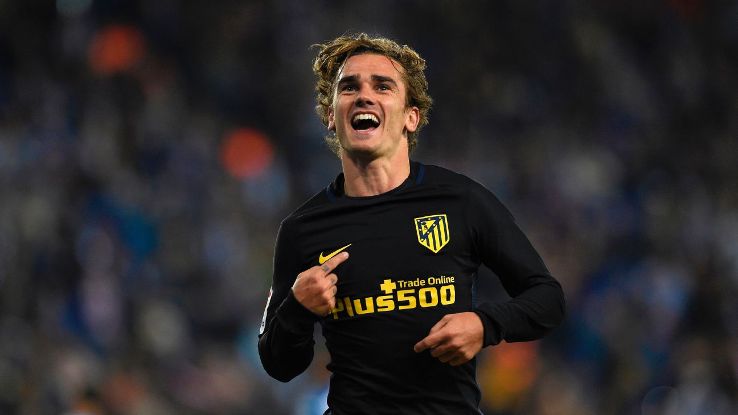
[413,312,484,366]
[292,251,349,316]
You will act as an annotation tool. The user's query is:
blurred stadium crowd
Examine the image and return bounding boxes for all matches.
[1,1,736,414]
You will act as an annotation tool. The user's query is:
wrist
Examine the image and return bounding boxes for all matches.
[276,290,319,334]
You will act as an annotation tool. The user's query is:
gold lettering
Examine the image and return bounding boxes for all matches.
[397,289,417,310]
[331,299,344,320]
[440,285,455,305]
[376,295,395,312]
[398,278,425,288]
[353,297,375,314]
[419,287,438,307]
[329,282,456,320]
[428,275,455,285]
[343,297,355,317]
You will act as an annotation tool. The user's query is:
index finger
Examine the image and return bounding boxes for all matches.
[413,333,439,353]
[320,251,349,274]
[414,318,451,353]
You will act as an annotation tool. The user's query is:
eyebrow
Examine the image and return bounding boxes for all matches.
[372,75,398,87]
[336,74,399,88]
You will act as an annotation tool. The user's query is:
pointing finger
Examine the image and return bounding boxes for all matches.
[414,332,441,353]
[428,316,450,334]
[320,251,349,275]
[413,338,430,353]
[414,316,451,352]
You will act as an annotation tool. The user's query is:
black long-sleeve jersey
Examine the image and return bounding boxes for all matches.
[258,161,565,415]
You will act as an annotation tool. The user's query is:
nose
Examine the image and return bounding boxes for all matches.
[355,84,375,106]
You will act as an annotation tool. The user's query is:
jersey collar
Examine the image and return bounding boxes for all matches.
[326,160,425,201]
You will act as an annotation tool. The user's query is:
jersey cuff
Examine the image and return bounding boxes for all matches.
[473,307,504,347]
[276,290,320,335]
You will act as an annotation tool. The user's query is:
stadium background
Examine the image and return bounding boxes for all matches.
[0,0,736,414]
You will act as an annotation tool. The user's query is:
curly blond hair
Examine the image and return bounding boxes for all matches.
[312,33,433,155]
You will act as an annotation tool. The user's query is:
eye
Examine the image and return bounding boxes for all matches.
[377,84,390,91]
[340,84,357,92]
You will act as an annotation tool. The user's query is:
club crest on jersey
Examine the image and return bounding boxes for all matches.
[414,214,450,253]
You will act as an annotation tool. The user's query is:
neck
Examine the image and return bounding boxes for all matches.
[340,153,411,197]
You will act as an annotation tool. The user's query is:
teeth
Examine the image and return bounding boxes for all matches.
[352,113,379,123]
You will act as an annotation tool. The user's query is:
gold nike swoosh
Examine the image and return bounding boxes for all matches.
[318,244,352,265]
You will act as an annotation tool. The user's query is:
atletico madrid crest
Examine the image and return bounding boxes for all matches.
[414,214,450,253]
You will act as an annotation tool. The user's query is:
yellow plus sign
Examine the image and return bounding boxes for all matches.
[379,279,396,294]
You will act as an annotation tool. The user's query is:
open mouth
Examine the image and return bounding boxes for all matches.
[351,113,380,131]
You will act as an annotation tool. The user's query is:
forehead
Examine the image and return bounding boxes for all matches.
[336,53,405,82]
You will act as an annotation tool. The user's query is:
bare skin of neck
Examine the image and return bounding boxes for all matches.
[340,140,411,197]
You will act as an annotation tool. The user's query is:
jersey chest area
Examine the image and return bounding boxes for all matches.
[296,196,477,319]
[300,198,468,270]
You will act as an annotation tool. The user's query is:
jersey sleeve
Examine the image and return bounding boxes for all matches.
[258,218,320,382]
[465,182,565,347]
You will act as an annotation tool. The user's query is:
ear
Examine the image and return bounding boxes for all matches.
[404,106,420,133]
[327,109,336,131]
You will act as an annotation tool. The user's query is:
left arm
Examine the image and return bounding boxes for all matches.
[469,184,565,345]
[415,182,565,364]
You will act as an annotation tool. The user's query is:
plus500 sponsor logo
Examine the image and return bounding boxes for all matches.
[329,276,456,319]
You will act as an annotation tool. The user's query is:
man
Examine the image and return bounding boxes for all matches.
[258,33,565,414]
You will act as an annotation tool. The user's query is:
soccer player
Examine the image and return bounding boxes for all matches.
[258,33,565,414]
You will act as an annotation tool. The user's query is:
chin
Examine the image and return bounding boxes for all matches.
[342,144,378,158]
[341,134,380,153]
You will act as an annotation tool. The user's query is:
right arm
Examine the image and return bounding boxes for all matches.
[258,220,345,382]
[258,220,317,382]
